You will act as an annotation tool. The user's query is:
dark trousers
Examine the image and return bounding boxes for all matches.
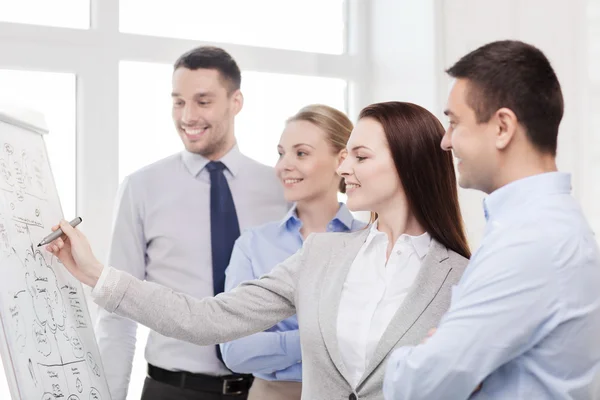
[141,376,250,400]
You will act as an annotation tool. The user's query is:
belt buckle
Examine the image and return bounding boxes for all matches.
[222,376,245,395]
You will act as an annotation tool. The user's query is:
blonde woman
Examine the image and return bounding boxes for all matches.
[220,105,365,399]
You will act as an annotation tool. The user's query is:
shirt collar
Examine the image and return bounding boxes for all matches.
[279,203,302,230]
[483,172,571,221]
[367,220,431,258]
[332,203,355,230]
[278,202,355,232]
[181,144,242,177]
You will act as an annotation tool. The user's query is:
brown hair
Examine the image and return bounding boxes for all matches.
[174,46,241,95]
[446,40,563,156]
[287,104,353,193]
[359,102,471,259]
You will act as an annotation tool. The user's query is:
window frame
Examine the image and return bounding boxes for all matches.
[0,0,369,262]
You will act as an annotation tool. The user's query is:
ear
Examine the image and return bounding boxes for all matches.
[494,107,518,150]
[231,90,244,116]
[337,149,348,167]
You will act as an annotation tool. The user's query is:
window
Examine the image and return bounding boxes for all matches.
[0,0,90,29]
[118,62,182,182]
[239,72,346,166]
[0,2,360,397]
[0,70,77,219]
[120,0,346,54]
[119,61,347,181]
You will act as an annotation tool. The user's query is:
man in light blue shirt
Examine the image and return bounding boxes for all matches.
[220,203,364,382]
[384,40,600,399]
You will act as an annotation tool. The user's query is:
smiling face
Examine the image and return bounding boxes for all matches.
[171,67,243,159]
[337,117,404,213]
[275,120,344,203]
[441,78,501,193]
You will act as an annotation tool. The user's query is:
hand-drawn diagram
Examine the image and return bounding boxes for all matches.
[0,122,109,400]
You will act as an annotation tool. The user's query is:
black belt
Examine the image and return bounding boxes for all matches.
[148,364,253,395]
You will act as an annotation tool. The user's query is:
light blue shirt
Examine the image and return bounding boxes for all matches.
[220,203,365,382]
[383,172,600,399]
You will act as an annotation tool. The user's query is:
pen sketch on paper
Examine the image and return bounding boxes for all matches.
[0,116,110,400]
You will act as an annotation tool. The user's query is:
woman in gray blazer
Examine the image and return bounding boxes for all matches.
[47,102,471,400]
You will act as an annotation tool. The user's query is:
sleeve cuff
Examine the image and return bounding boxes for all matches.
[92,265,112,295]
[91,266,131,312]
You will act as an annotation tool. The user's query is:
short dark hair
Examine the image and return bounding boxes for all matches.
[446,40,563,155]
[359,102,471,260]
[174,46,242,94]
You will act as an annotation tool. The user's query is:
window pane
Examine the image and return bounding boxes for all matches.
[119,61,347,181]
[120,0,346,54]
[0,0,90,29]
[118,62,182,182]
[238,72,346,167]
[0,69,76,397]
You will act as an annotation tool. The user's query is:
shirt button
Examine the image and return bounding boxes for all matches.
[349,394,357,400]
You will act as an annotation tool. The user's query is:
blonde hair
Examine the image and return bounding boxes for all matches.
[286,104,353,193]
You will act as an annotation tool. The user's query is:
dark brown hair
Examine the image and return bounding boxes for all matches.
[446,40,563,156]
[174,46,241,94]
[359,102,471,259]
[287,104,353,193]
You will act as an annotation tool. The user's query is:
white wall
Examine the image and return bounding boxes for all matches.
[368,0,591,249]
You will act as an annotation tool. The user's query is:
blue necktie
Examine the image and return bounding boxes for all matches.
[206,161,240,364]
[206,161,240,296]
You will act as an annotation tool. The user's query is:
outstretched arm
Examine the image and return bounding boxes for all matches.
[46,219,312,348]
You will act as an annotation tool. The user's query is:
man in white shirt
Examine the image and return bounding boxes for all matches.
[96,46,288,400]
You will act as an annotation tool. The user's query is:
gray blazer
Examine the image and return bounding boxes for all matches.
[94,229,469,400]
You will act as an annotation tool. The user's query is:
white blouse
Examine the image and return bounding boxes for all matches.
[336,222,431,387]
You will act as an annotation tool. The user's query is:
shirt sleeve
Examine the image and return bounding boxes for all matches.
[91,234,317,350]
[220,232,302,374]
[94,176,146,400]
[383,234,563,400]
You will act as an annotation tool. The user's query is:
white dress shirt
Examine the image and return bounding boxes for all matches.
[337,222,431,387]
[95,145,288,400]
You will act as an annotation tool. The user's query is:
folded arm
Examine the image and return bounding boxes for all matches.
[383,237,561,400]
[220,231,302,374]
[220,330,301,374]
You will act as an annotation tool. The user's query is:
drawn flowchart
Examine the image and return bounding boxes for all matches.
[0,114,109,399]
